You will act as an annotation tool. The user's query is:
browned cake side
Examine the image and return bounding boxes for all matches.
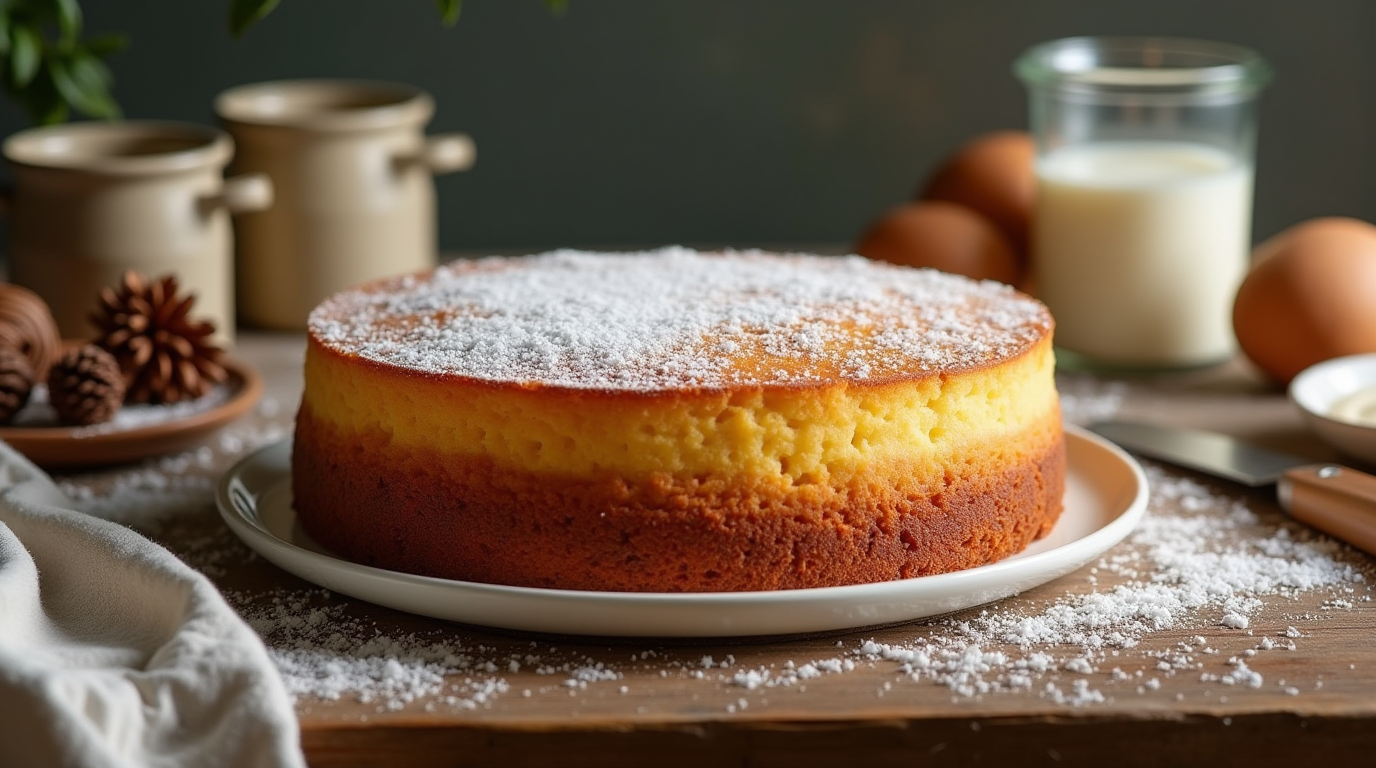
[293,402,1063,592]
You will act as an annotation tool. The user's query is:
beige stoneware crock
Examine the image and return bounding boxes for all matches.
[3,120,272,343]
[216,79,475,330]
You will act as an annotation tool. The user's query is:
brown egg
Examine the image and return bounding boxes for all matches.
[854,200,1021,285]
[1233,217,1376,384]
[920,130,1036,256]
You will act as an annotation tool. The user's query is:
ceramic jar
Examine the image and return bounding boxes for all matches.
[2,121,271,343]
[216,79,475,330]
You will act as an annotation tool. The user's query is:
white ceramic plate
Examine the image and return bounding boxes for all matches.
[217,426,1147,638]
[1289,353,1376,466]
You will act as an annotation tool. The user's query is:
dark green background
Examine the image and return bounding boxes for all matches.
[3,1,1372,253]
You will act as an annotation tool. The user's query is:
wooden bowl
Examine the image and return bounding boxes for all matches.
[0,357,264,469]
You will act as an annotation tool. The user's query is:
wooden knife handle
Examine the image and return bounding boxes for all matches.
[1279,464,1376,556]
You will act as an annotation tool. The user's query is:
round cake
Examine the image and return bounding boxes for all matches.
[293,248,1065,592]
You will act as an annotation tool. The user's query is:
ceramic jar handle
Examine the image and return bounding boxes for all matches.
[217,173,274,214]
[421,133,476,174]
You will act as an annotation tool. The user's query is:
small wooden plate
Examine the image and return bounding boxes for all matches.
[0,358,264,470]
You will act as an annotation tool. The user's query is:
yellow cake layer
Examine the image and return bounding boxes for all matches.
[302,334,1058,486]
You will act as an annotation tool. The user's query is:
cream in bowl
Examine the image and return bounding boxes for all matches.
[1289,353,1376,466]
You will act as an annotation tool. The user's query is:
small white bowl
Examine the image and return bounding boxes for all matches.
[1289,353,1376,466]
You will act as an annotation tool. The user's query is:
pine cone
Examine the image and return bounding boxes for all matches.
[47,345,125,426]
[0,346,35,423]
[89,271,228,405]
[0,283,61,381]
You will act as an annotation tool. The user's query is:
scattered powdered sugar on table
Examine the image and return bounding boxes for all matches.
[310,248,1051,390]
[56,396,288,536]
[246,592,514,710]
[836,468,1364,702]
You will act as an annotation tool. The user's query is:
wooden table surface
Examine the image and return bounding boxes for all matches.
[58,332,1376,767]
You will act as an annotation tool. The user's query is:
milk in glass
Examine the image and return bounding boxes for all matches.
[1033,141,1253,367]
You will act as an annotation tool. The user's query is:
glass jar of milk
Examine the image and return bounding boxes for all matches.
[1016,37,1272,371]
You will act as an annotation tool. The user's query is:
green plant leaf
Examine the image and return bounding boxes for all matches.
[50,52,118,118]
[82,32,126,59]
[0,12,11,59]
[9,23,41,87]
[53,0,82,46]
[0,2,127,125]
[435,0,461,26]
[10,66,68,125]
[70,47,114,88]
[228,0,280,38]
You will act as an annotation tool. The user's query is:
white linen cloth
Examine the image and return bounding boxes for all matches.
[0,441,305,768]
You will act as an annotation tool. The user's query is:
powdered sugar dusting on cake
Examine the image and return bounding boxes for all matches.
[309,248,1051,391]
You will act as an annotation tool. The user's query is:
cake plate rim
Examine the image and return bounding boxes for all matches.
[216,425,1148,638]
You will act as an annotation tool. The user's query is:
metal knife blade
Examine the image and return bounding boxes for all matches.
[1087,419,1376,557]
[1086,420,1308,487]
